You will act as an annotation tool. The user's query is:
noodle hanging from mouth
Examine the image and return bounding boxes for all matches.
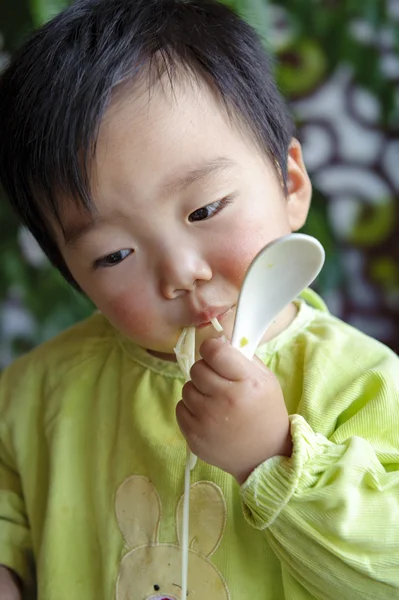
[174,318,224,599]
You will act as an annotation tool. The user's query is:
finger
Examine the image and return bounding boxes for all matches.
[181,380,207,418]
[252,355,270,372]
[189,359,222,396]
[199,338,257,381]
[176,399,197,443]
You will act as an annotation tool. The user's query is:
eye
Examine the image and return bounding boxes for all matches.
[188,197,231,223]
[94,248,133,269]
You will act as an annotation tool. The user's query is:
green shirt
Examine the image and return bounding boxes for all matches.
[0,290,398,599]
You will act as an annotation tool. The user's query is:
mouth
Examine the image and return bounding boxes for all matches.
[193,306,234,329]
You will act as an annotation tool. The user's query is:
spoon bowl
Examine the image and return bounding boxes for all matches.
[231,233,325,359]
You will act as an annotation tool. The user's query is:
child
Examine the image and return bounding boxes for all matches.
[0,0,398,598]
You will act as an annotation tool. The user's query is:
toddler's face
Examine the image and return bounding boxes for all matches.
[57,76,310,359]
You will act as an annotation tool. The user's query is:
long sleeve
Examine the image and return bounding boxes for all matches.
[0,431,33,585]
[241,363,399,599]
[0,372,34,590]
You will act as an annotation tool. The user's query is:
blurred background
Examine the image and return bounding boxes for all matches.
[0,0,398,367]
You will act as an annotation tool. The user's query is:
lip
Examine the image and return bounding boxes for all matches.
[193,306,233,328]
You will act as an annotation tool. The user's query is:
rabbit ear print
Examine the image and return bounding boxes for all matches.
[176,481,227,558]
[115,476,161,549]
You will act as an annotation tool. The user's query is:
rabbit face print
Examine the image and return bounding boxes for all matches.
[115,476,230,599]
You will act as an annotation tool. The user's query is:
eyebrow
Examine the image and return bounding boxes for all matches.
[63,156,236,247]
[162,157,237,195]
[63,215,106,247]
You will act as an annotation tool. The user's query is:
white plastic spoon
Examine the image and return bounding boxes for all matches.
[231,233,325,359]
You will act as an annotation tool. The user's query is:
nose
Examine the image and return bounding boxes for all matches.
[159,244,212,299]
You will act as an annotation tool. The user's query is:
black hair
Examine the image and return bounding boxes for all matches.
[0,0,295,287]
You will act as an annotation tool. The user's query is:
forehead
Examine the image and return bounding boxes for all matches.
[91,74,268,197]
[100,72,264,163]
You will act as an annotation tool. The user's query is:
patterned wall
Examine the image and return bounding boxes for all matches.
[269,2,399,352]
[0,0,398,367]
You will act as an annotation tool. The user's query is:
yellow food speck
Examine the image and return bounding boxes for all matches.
[240,337,249,347]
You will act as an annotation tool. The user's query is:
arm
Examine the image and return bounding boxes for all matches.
[0,567,21,600]
[241,369,399,600]
[0,441,32,594]
[177,338,399,600]
[0,374,33,597]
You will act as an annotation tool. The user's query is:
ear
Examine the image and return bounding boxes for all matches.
[285,138,312,231]
[176,481,227,558]
[115,476,161,548]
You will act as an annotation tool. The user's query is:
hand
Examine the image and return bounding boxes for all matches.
[0,567,21,600]
[176,337,292,484]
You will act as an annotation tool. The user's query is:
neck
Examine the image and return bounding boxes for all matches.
[259,301,298,346]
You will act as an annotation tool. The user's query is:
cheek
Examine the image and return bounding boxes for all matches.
[96,288,158,340]
[217,242,254,286]
[213,225,282,287]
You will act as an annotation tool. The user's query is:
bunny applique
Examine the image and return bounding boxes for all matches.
[115,475,230,599]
